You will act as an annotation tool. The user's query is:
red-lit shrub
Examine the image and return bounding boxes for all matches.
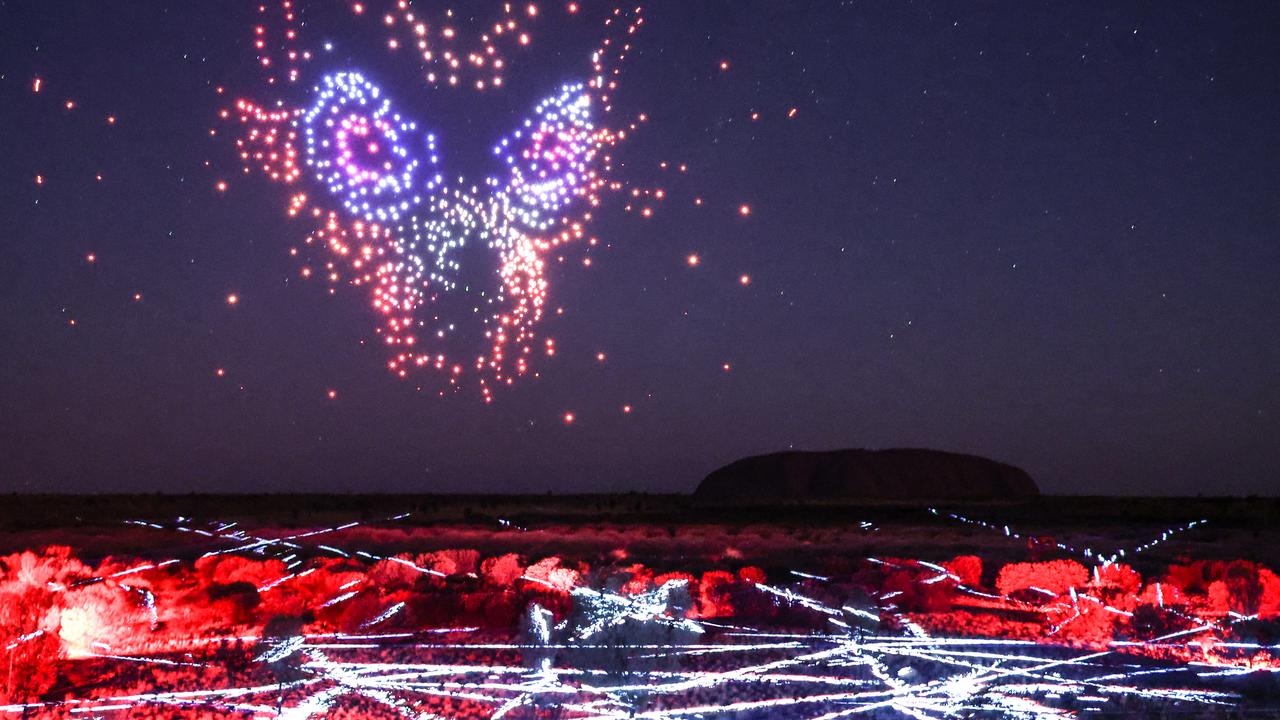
[996,560,1088,599]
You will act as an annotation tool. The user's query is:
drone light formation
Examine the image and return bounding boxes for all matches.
[225,0,648,401]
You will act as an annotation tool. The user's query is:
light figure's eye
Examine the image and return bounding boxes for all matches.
[302,72,440,223]
[494,83,596,227]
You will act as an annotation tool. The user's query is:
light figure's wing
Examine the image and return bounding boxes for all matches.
[492,82,598,230]
[301,71,441,224]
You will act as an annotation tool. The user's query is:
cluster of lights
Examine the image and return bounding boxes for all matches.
[496,83,599,220]
[354,0,542,90]
[37,0,743,395]
[229,99,302,183]
[252,0,310,85]
[301,72,439,224]
[224,2,647,398]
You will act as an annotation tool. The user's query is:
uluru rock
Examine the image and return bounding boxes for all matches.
[694,448,1038,503]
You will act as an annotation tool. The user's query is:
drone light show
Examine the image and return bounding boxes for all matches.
[224,0,644,400]
[3,0,1280,717]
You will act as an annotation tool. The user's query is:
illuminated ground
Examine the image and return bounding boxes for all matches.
[1,496,1278,717]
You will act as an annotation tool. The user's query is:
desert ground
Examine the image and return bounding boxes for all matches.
[2,495,1278,718]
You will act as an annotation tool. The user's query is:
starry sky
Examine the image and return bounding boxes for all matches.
[1,1,1277,496]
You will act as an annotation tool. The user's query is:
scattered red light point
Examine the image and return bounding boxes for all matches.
[686,254,700,267]
[32,77,42,93]
[719,60,729,71]
[215,181,229,193]
[215,368,225,377]
[596,352,606,362]
[722,363,732,372]
[566,2,578,13]
[787,107,798,118]
[34,175,44,186]
[86,253,96,263]
[327,389,338,399]
[739,204,752,216]
[226,293,239,306]
[133,293,143,302]
[622,404,632,414]
[563,411,575,424]
[739,274,751,286]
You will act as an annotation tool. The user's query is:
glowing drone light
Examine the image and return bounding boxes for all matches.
[302,72,440,223]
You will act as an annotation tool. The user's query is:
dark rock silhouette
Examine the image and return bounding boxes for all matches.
[694,448,1039,502]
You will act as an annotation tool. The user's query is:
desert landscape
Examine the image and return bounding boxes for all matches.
[2,494,1278,718]
[4,1,1278,717]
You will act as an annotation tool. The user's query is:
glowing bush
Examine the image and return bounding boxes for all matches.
[996,560,1089,598]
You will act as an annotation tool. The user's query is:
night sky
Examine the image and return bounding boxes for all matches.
[1,1,1277,496]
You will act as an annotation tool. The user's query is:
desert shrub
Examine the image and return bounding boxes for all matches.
[996,560,1089,598]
